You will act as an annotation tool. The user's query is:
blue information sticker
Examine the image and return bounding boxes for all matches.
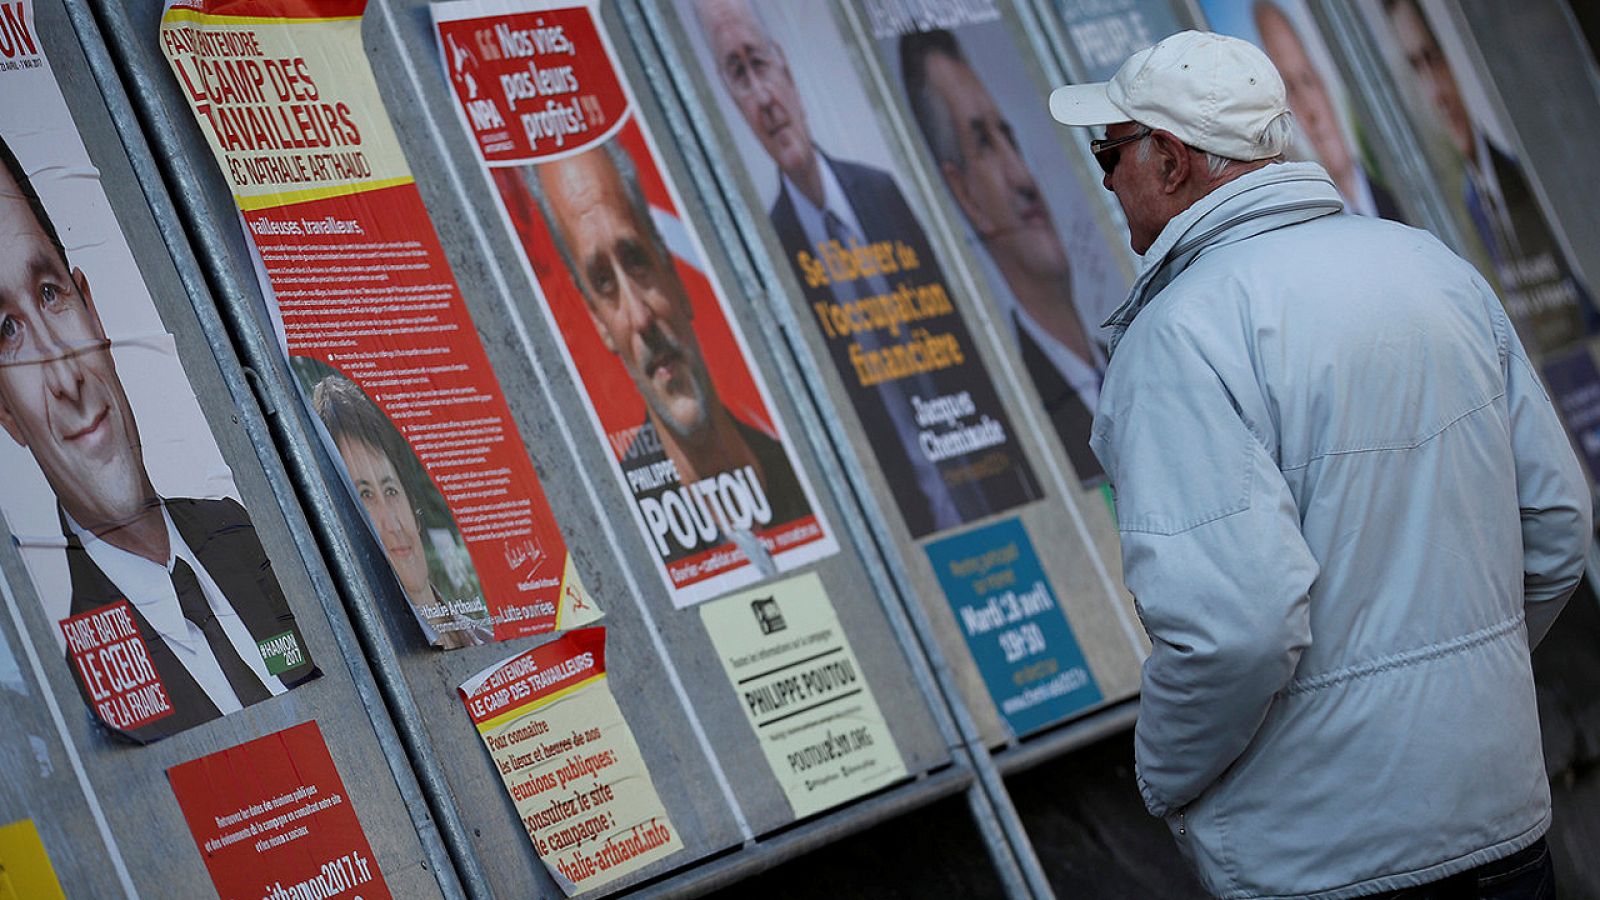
[1542,348,1600,480]
[925,517,1102,737]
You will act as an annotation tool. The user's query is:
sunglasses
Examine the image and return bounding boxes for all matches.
[1090,125,1153,176]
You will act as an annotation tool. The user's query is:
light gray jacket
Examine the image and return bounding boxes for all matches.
[1090,162,1591,899]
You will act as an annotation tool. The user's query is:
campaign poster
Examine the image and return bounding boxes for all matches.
[699,573,907,817]
[0,0,316,744]
[167,721,390,899]
[1050,0,1185,80]
[925,518,1102,737]
[865,4,1132,487]
[431,0,838,606]
[1542,347,1600,481]
[459,628,682,894]
[0,820,66,899]
[1199,0,1408,221]
[672,0,1044,540]
[158,0,601,649]
[1356,0,1597,354]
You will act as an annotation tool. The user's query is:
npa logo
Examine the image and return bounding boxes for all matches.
[0,1,40,69]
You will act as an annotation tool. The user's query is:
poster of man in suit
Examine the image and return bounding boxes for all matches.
[1200,0,1406,221]
[0,20,315,744]
[1361,0,1596,354]
[682,0,1043,538]
[871,13,1135,487]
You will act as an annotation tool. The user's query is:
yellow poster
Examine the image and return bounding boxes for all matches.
[459,628,681,894]
[0,820,65,900]
[699,573,907,817]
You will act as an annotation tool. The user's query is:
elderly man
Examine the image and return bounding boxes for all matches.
[1382,0,1593,351]
[530,142,807,565]
[692,0,1039,537]
[899,28,1105,486]
[1051,31,1587,898]
[0,135,314,742]
[1251,0,1400,219]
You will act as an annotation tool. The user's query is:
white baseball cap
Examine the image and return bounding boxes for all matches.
[1050,30,1289,161]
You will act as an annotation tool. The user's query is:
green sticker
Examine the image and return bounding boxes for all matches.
[256,631,305,676]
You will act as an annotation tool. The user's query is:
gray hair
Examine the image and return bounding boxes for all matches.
[1137,112,1294,176]
[899,29,966,170]
[692,0,780,74]
[524,141,670,306]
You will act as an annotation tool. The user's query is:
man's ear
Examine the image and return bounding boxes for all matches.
[72,267,107,341]
[942,161,992,236]
[582,299,619,355]
[0,394,27,448]
[1151,132,1192,195]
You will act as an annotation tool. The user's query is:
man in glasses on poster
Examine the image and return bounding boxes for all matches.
[1052,30,1585,899]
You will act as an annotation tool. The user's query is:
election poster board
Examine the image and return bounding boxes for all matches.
[430,0,839,607]
[167,721,390,899]
[1355,0,1598,356]
[1050,0,1186,81]
[925,518,1101,737]
[863,3,1133,488]
[459,628,683,894]
[670,0,1044,541]
[699,573,907,818]
[1198,0,1409,221]
[0,0,317,743]
[157,0,601,649]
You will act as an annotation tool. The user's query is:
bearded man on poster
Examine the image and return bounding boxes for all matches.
[1050,31,1587,898]
[0,135,315,743]
[531,142,808,569]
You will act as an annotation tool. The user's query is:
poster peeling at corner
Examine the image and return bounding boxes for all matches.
[460,629,683,894]
[157,0,601,648]
[0,0,316,744]
[430,0,838,607]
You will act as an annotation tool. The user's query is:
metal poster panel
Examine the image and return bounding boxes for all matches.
[431,0,839,607]
[863,3,1131,487]
[157,0,601,649]
[1051,0,1187,80]
[1197,0,1408,220]
[673,0,1044,541]
[1355,0,1598,355]
[0,0,318,743]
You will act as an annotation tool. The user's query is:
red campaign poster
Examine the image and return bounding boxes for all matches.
[432,0,838,607]
[168,721,390,899]
[158,0,601,648]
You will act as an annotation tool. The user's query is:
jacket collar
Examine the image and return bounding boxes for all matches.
[1103,162,1344,354]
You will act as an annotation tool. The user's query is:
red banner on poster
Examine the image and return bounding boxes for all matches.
[438,6,628,163]
[59,601,175,733]
[168,721,390,900]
